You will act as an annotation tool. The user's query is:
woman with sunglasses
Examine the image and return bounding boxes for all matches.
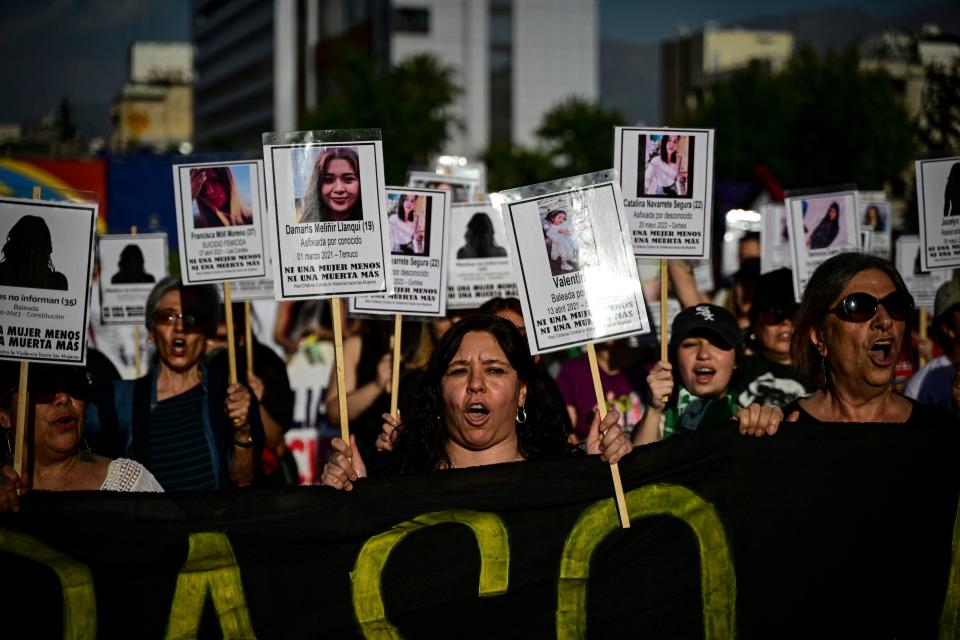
[0,364,163,513]
[737,268,816,407]
[85,277,265,490]
[739,253,952,435]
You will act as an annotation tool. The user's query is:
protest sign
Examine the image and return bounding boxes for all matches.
[498,172,649,355]
[896,235,950,312]
[0,196,95,364]
[858,191,892,259]
[350,187,450,316]
[98,233,167,325]
[446,203,518,309]
[916,156,960,270]
[263,133,391,300]
[785,188,859,299]
[173,159,269,284]
[760,203,792,273]
[407,170,478,204]
[614,127,715,258]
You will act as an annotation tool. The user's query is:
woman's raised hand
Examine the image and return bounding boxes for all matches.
[737,404,799,437]
[376,412,401,453]
[585,409,633,465]
[320,435,367,491]
[646,361,674,410]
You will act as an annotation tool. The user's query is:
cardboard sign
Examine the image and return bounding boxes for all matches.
[407,171,478,204]
[173,159,269,284]
[500,180,649,354]
[857,192,891,260]
[614,127,715,258]
[916,156,960,270]
[896,235,950,311]
[264,139,391,299]
[785,190,859,299]
[98,233,168,325]
[0,197,95,364]
[350,188,450,316]
[446,203,519,309]
[760,203,792,273]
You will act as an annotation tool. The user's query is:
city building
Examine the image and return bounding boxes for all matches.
[110,42,194,152]
[661,26,794,125]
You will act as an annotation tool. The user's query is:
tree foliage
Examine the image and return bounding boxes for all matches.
[681,46,916,193]
[917,62,960,155]
[300,50,461,185]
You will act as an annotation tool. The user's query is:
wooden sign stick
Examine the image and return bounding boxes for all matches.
[223,283,238,385]
[331,297,350,442]
[660,259,669,362]
[586,342,631,529]
[919,307,928,368]
[131,225,142,378]
[244,301,254,379]
[390,313,402,417]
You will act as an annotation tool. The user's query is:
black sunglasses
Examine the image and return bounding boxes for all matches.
[153,309,205,332]
[759,305,798,326]
[828,291,914,323]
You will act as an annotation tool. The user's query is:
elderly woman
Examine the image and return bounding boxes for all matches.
[0,364,162,512]
[88,277,264,489]
[322,314,632,490]
[739,253,955,434]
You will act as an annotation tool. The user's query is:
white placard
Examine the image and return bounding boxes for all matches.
[500,181,650,354]
[692,260,714,293]
[647,298,682,345]
[98,233,168,325]
[173,159,269,284]
[264,140,391,299]
[786,190,860,300]
[760,203,792,273]
[407,171,479,204]
[916,156,960,270]
[857,192,891,260]
[446,203,518,309]
[350,188,450,316]
[614,127,715,258]
[0,197,96,364]
[896,235,951,311]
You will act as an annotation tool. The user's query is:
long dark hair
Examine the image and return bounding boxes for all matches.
[658,135,677,164]
[301,146,362,223]
[790,252,909,382]
[395,314,570,472]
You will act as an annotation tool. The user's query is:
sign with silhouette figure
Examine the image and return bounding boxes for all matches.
[98,233,168,325]
[445,203,518,309]
[916,156,960,271]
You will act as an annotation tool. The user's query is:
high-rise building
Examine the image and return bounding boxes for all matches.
[661,26,793,125]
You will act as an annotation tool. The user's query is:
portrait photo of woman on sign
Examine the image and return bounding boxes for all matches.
[0,214,68,291]
[388,194,430,256]
[190,166,254,228]
[299,146,363,224]
[805,199,845,250]
[641,134,694,198]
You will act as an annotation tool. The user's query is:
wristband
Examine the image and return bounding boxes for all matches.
[234,433,254,448]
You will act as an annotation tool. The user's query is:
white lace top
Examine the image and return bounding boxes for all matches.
[99,458,164,493]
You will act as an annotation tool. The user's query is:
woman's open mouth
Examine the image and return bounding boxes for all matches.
[693,367,715,384]
[868,338,895,367]
[464,403,490,426]
[171,337,187,356]
[52,414,78,431]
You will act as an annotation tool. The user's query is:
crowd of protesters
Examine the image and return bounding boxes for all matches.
[2,243,959,506]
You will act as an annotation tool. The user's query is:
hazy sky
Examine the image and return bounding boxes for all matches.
[0,0,941,138]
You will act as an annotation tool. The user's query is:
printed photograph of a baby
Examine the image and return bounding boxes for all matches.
[537,195,597,277]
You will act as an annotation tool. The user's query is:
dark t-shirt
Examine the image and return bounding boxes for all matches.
[781,396,959,427]
[737,354,816,408]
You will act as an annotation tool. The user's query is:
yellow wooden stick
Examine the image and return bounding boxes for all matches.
[660,259,669,362]
[390,313,402,417]
[131,225,142,378]
[245,301,254,379]
[919,307,928,368]
[586,342,631,529]
[331,297,350,442]
[223,283,238,385]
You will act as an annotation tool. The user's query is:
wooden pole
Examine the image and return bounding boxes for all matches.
[131,225,142,378]
[390,313,402,417]
[586,343,631,529]
[331,297,350,442]
[919,307,928,368]
[223,283,238,385]
[244,301,254,379]
[660,259,669,362]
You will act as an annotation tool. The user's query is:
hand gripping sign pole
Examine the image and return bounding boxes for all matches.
[586,343,631,528]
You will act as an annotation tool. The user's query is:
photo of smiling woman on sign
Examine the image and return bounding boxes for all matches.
[299,146,364,223]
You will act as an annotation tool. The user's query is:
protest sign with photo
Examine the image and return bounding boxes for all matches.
[446,203,518,309]
[614,127,715,258]
[263,135,391,299]
[760,203,792,273]
[350,188,450,316]
[98,233,167,325]
[785,189,859,299]
[173,159,268,284]
[499,176,649,354]
[916,156,960,270]
[857,192,891,259]
[895,235,950,311]
[0,196,95,364]
[407,171,478,204]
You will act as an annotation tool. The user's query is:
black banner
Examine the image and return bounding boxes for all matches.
[2,423,959,639]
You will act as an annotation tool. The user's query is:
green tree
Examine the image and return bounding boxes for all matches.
[301,50,461,185]
[917,61,960,155]
[682,46,916,193]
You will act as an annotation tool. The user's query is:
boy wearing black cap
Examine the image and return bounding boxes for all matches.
[633,304,741,445]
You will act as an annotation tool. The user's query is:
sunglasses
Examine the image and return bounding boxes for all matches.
[153,309,205,332]
[828,291,914,323]
[759,306,798,326]
[1,372,93,405]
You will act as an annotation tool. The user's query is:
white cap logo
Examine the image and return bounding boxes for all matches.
[694,305,715,322]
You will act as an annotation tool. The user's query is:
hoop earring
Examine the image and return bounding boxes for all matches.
[515,404,527,424]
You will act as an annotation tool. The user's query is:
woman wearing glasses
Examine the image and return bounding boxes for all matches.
[739,253,951,434]
[87,277,264,489]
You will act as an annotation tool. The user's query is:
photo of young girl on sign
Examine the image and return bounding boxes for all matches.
[641,134,694,198]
